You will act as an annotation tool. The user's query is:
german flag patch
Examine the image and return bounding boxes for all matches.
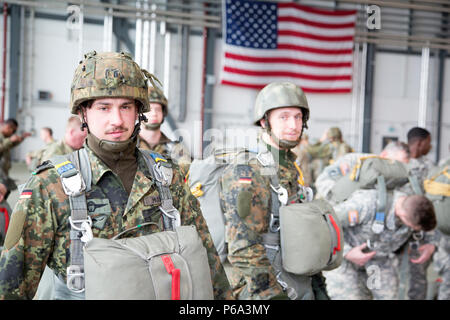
[19,189,33,199]
[239,177,252,184]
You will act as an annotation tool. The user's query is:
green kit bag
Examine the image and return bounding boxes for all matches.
[280,199,343,276]
[331,157,409,202]
[83,224,214,300]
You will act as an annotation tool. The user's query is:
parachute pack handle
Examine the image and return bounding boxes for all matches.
[325,214,341,257]
[112,222,161,240]
[161,254,181,300]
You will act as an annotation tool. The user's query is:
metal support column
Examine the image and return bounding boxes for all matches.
[202,27,216,154]
[8,4,21,119]
[362,43,376,153]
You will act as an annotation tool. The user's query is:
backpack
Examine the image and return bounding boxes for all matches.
[37,148,214,300]
[424,161,450,236]
[188,147,249,262]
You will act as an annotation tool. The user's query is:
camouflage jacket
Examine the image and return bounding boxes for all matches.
[0,133,21,175]
[333,189,416,258]
[139,132,191,177]
[26,139,56,171]
[408,156,436,192]
[219,143,314,300]
[40,139,75,164]
[0,145,232,300]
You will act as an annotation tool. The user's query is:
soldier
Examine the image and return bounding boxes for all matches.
[0,119,31,177]
[0,51,232,300]
[219,81,329,300]
[39,116,87,164]
[139,86,191,177]
[325,191,436,300]
[402,127,437,300]
[306,127,353,189]
[25,127,55,171]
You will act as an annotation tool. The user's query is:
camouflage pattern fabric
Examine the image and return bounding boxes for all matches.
[139,132,191,177]
[219,143,324,300]
[39,140,75,164]
[26,139,56,171]
[403,156,436,300]
[325,189,418,300]
[433,231,450,300]
[0,132,21,176]
[0,145,232,300]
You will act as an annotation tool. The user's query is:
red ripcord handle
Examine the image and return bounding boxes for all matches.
[161,255,181,300]
[328,214,341,255]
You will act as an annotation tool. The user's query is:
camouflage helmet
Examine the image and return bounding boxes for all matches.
[327,127,343,141]
[148,86,168,117]
[69,51,149,114]
[253,81,309,127]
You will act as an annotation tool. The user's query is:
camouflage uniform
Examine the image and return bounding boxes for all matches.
[26,138,55,171]
[0,145,232,299]
[400,156,437,300]
[219,142,326,300]
[0,132,21,176]
[291,143,313,187]
[39,140,74,165]
[325,189,420,300]
[433,231,450,300]
[139,133,191,177]
[307,140,353,188]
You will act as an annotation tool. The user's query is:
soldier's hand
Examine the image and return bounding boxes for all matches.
[345,243,376,266]
[410,243,435,264]
[10,134,22,143]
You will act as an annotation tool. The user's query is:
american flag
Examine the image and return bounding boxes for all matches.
[220,0,357,93]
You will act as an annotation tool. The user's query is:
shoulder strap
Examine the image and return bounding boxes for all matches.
[139,149,181,230]
[49,150,92,293]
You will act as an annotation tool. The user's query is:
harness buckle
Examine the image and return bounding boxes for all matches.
[66,265,85,293]
[61,173,86,197]
[270,184,288,206]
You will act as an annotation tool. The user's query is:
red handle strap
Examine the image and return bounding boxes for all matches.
[0,207,9,235]
[161,255,181,300]
[328,214,341,255]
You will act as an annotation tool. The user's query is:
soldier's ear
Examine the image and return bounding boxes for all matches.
[260,118,266,129]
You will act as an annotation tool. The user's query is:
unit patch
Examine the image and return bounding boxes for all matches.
[348,210,359,226]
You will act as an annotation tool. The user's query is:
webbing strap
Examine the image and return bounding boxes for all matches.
[372,175,387,235]
[139,150,180,230]
[424,167,450,196]
[408,175,423,195]
[161,255,181,300]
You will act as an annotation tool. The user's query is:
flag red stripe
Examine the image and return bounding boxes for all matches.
[278,16,356,29]
[224,52,352,68]
[278,2,357,16]
[221,80,351,93]
[277,43,353,55]
[223,66,351,81]
[278,30,354,42]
